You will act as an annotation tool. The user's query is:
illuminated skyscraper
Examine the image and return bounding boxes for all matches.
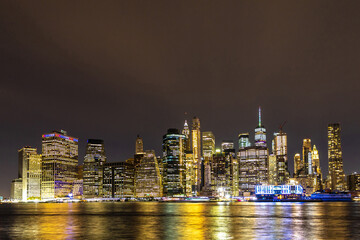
[238,133,251,149]
[41,130,78,199]
[255,107,267,147]
[221,141,234,152]
[103,162,134,198]
[135,135,144,154]
[302,139,312,175]
[83,139,106,198]
[312,145,321,175]
[268,154,277,185]
[18,147,41,201]
[135,150,162,197]
[238,146,268,194]
[274,131,289,185]
[182,120,191,151]
[202,131,215,192]
[11,179,22,201]
[294,153,302,176]
[191,117,202,194]
[328,123,346,191]
[162,128,186,196]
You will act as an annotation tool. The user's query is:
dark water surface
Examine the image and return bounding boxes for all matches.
[0,202,359,239]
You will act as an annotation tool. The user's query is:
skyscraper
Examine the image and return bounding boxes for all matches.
[302,139,312,175]
[135,135,144,154]
[135,150,162,197]
[103,162,134,198]
[238,133,251,149]
[182,120,191,151]
[294,153,302,177]
[162,128,186,196]
[41,130,78,199]
[202,131,215,192]
[255,107,267,148]
[18,147,41,201]
[274,130,289,184]
[83,139,106,198]
[191,117,202,194]
[328,123,346,191]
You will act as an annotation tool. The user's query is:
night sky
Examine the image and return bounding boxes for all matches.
[1,1,360,197]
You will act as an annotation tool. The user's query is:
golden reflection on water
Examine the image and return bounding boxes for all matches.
[3,202,360,239]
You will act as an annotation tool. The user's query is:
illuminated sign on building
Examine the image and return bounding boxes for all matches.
[42,133,78,142]
[255,185,303,195]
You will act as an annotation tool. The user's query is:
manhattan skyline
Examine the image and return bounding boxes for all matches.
[1,1,360,197]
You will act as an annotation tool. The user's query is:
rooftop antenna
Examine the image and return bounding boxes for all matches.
[258,106,262,127]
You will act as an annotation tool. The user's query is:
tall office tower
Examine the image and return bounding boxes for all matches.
[238,146,268,194]
[135,135,144,154]
[255,107,267,147]
[191,117,202,194]
[210,147,238,197]
[268,154,277,185]
[41,130,79,199]
[162,129,186,196]
[312,145,321,175]
[135,150,162,197]
[184,152,195,196]
[294,153,302,176]
[221,141,234,152]
[182,120,191,151]
[72,165,83,199]
[328,123,346,191]
[103,162,134,198]
[302,139,312,175]
[274,130,289,184]
[83,139,106,198]
[238,133,251,149]
[202,132,215,192]
[18,147,41,201]
[311,145,322,191]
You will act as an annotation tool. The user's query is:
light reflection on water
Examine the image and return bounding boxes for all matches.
[0,202,359,239]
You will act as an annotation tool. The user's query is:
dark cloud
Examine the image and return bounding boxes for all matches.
[1,1,360,196]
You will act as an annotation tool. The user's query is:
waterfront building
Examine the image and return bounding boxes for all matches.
[191,117,202,194]
[10,178,22,201]
[83,139,106,198]
[255,185,304,200]
[41,130,79,199]
[162,128,186,196]
[221,141,234,152]
[328,123,346,191]
[312,145,323,191]
[135,135,144,154]
[238,133,251,149]
[238,146,268,194]
[273,130,289,185]
[210,149,239,197]
[254,107,267,148]
[202,131,215,193]
[18,147,41,201]
[347,172,360,191]
[135,150,162,197]
[103,162,134,198]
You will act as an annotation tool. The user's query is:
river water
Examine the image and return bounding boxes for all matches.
[0,202,359,239]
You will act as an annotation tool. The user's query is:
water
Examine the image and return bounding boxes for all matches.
[0,202,359,239]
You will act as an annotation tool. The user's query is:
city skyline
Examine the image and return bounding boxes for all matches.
[1,1,360,197]
[5,111,359,198]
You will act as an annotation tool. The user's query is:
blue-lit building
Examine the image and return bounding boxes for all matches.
[255,185,304,200]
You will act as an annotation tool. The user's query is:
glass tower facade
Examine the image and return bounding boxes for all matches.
[162,128,186,196]
[238,133,251,149]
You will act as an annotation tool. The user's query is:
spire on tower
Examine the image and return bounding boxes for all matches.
[258,106,261,127]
